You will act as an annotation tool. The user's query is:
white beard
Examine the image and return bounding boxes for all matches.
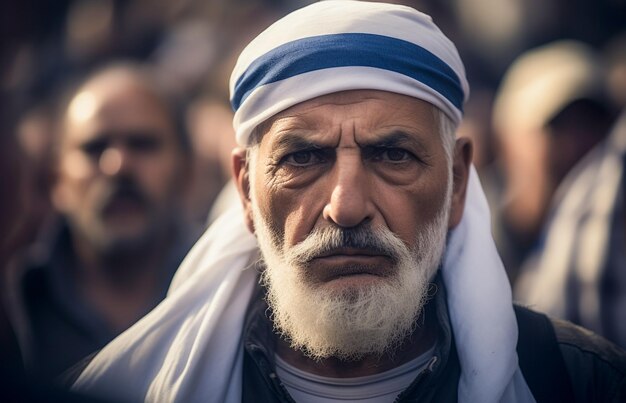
[251,181,451,361]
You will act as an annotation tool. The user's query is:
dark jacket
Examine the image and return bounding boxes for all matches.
[241,274,626,403]
[2,218,197,381]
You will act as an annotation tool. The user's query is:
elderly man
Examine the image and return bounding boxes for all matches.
[3,63,198,381]
[73,2,626,403]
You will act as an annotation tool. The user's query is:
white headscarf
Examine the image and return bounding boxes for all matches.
[229,0,468,147]
[74,2,535,402]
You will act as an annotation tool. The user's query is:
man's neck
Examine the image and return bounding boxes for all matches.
[274,300,438,378]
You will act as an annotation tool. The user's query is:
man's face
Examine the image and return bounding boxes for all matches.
[53,79,186,256]
[236,90,466,359]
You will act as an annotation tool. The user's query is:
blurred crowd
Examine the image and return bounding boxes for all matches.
[1,0,625,397]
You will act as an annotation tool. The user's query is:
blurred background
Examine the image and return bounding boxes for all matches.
[1,0,625,396]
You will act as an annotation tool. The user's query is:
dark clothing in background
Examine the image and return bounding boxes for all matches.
[2,217,196,381]
[0,367,114,403]
[242,274,626,403]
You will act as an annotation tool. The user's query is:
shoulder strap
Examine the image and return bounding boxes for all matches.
[515,306,576,403]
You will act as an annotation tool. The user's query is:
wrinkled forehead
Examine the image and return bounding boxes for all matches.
[229,0,468,147]
[250,89,441,146]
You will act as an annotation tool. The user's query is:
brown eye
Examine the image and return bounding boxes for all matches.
[284,150,323,166]
[291,151,312,164]
[385,148,408,161]
[126,133,162,154]
[374,148,414,163]
[81,138,109,159]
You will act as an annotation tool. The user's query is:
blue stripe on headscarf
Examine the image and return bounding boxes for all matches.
[231,33,464,113]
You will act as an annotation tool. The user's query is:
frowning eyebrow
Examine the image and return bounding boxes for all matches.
[269,129,429,153]
[270,132,326,155]
[358,130,429,152]
[360,131,411,147]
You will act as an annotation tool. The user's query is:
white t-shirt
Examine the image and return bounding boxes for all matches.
[274,346,435,403]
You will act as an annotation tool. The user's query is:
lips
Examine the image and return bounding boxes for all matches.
[307,248,394,283]
[315,247,389,259]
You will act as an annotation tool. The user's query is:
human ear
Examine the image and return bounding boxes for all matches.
[448,137,473,229]
[232,147,255,233]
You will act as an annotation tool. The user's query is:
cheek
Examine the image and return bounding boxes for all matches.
[136,153,183,199]
[283,202,319,246]
[260,182,326,248]
[504,133,547,177]
[375,174,448,244]
[55,161,97,214]
[57,178,101,225]
[61,151,96,182]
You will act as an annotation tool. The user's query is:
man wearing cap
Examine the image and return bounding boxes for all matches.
[491,41,616,284]
[72,2,626,402]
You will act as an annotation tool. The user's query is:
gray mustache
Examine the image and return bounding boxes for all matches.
[287,225,403,265]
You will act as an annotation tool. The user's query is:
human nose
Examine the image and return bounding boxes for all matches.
[99,145,131,177]
[322,153,374,228]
